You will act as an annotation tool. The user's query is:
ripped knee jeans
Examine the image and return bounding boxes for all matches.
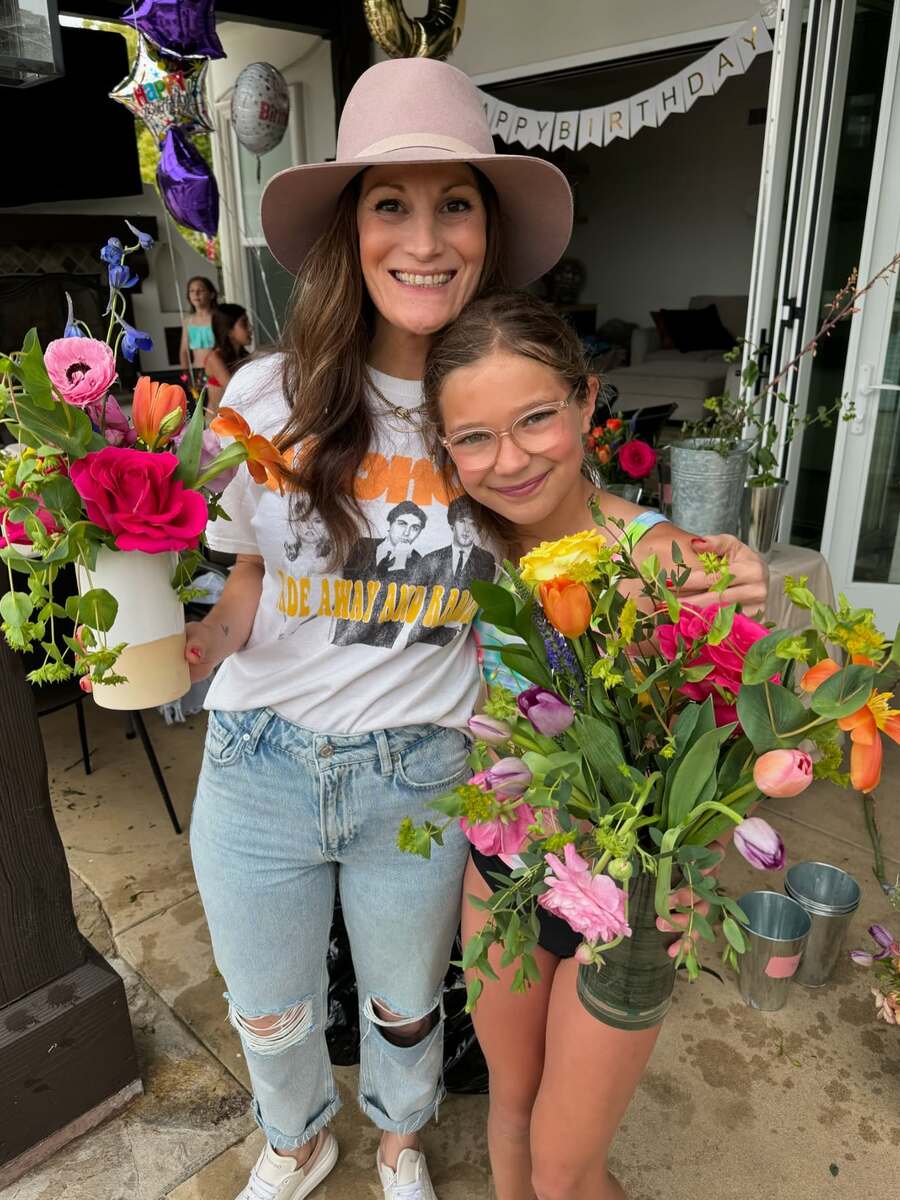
[190,708,471,1150]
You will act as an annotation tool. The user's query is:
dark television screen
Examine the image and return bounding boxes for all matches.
[0,25,142,206]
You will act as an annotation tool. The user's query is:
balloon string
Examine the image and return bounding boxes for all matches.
[161,205,197,393]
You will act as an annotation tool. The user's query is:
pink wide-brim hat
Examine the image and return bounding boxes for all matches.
[261,58,573,287]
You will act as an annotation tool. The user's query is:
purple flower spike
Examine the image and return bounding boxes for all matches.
[733,817,786,871]
[517,685,575,737]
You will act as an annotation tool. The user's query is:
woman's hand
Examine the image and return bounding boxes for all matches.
[656,838,727,959]
[679,534,769,616]
[184,620,229,683]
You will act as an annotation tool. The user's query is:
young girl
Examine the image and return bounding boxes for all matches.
[179,275,219,373]
[204,303,252,414]
[423,290,740,1200]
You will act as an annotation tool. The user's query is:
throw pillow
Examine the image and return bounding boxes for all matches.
[650,310,675,350]
[658,305,736,353]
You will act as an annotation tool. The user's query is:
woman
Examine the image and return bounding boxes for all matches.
[204,303,252,414]
[422,290,744,1200]
[185,59,767,1200]
[179,275,219,373]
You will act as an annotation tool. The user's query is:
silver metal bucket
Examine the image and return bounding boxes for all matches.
[784,862,861,987]
[736,890,811,1011]
[669,439,751,535]
[743,479,787,557]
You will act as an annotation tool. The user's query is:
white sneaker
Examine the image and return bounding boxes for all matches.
[236,1132,338,1200]
[377,1148,438,1200]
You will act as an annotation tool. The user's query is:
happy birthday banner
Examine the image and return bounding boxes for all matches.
[480,19,772,151]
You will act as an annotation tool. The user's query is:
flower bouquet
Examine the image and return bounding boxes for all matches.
[851,923,900,1025]
[584,417,657,500]
[0,223,282,708]
[399,511,900,1027]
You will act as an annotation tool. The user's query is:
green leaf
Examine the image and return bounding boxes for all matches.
[471,580,518,631]
[174,397,206,486]
[741,628,794,684]
[13,329,55,407]
[736,681,810,752]
[722,916,747,953]
[0,590,33,628]
[461,934,485,971]
[499,643,553,690]
[464,978,483,1013]
[809,663,876,720]
[890,625,900,668]
[571,714,632,804]
[666,723,736,828]
[706,603,736,645]
[76,587,118,633]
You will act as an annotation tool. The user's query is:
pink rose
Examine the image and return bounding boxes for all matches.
[617,439,657,480]
[538,842,632,942]
[69,447,208,553]
[657,602,774,725]
[0,488,58,549]
[460,800,535,857]
[44,338,117,408]
[753,749,814,797]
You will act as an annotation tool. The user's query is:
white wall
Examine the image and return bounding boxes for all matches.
[563,57,770,327]
[450,0,774,79]
[4,185,212,373]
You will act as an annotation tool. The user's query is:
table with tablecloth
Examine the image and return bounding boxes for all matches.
[764,542,836,628]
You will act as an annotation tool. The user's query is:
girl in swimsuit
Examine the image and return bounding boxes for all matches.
[204,303,253,415]
[179,275,219,373]
[423,290,752,1200]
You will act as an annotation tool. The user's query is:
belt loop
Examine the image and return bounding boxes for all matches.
[374,730,393,776]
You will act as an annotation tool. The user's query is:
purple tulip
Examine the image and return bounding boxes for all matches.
[850,950,875,967]
[468,714,512,744]
[869,924,898,959]
[517,685,575,737]
[487,757,532,796]
[733,817,786,871]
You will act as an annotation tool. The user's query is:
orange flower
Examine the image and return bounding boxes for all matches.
[132,377,187,447]
[210,407,289,491]
[605,418,623,431]
[801,657,900,793]
[539,577,592,639]
[596,445,612,465]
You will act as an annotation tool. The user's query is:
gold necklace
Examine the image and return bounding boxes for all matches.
[367,374,422,427]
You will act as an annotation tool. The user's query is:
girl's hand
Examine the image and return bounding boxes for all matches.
[680,534,769,616]
[656,838,728,958]
[184,620,228,683]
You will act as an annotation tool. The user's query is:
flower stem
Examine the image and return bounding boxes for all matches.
[861,791,886,887]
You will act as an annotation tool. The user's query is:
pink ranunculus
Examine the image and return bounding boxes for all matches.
[69,447,208,553]
[617,439,657,480]
[753,749,814,798]
[85,395,137,446]
[0,489,59,549]
[538,842,632,942]
[44,338,117,408]
[460,800,535,857]
[656,602,774,725]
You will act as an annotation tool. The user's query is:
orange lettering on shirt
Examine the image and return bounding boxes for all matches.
[403,585,427,624]
[317,579,333,617]
[355,452,389,501]
[422,585,445,628]
[437,587,462,626]
[363,580,382,621]
[410,458,457,507]
[349,580,364,621]
[332,578,353,619]
[299,577,311,617]
[447,592,478,624]
[378,583,399,623]
[353,452,459,506]
[285,575,299,618]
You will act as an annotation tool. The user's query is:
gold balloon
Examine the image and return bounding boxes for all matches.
[363,0,466,60]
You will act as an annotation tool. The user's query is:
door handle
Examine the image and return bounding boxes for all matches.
[852,362,900,434]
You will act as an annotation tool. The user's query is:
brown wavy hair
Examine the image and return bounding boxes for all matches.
[422,290,592,548]
[275,169,507,564]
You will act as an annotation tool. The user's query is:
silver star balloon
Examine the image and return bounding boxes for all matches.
[109,33,213,144]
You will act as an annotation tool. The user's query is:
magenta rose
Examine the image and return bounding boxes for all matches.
[617,439,657,480]
[69,447,208,553]
[0,489,59,549]
[44,338,117,408]
[657,602,774,725]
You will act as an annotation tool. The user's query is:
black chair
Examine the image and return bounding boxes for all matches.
[620,402,679,446]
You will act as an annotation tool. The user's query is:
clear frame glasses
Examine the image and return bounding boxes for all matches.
[440,388,579,469]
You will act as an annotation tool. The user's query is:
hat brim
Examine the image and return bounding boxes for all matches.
[260,150,573,287]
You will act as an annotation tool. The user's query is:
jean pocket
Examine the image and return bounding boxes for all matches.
[205,709,256,767]
[395,727,470,792]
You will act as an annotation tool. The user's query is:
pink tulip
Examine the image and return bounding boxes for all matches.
[538,843,632,942]
[460,800,535,857]
[487,757,532,796]
[468,714,512,744]
[753,749,814,798]
[44,337,117,408]
[733,817,786,871]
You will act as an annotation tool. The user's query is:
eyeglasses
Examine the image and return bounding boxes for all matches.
[440,388,579,470]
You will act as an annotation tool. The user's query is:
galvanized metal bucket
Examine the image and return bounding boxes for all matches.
[742,479,787,558]
[669,439,751,535]
[736,890,811,1011]
[784,862,861,988]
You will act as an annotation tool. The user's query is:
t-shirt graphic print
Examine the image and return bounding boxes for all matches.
[204,358,498,735]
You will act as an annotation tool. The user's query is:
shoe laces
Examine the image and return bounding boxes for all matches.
[392,1182,427,1200]
[241,1170,281,1200]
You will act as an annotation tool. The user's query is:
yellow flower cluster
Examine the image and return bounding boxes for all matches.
[519,529,608,585]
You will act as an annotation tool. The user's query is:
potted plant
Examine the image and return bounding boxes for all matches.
[583,416,657,503]
[399,512,899,1024]
[0,223,283,709]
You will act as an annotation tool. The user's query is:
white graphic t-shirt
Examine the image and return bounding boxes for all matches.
[203,355,498,734]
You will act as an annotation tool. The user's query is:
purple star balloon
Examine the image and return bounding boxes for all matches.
[157,128,219,236]
[123,0,225,60]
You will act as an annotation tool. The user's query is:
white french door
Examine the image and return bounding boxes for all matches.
[820,4,900,628]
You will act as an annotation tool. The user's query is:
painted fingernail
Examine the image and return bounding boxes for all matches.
[79,677,90,692]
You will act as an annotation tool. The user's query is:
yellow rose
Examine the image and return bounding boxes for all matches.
[519,529,608,585]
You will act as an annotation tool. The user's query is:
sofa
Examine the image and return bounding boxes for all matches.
[604,294,747,423]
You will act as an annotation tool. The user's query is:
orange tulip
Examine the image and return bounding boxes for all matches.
[539,577,592,639]
[211,407,290,492]
[132,376,187,447]
[801,657,900,793]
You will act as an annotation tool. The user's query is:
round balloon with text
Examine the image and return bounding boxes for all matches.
[231,62,290,157]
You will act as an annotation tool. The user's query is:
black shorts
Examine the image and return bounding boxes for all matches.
[470,849,581,960]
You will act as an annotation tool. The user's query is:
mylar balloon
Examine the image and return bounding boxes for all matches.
[123,0,225,60]
[157,127,219,236]
[231,63,290,157]
[110,34,212,144]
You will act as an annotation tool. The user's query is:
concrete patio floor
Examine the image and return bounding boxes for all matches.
[3,702,898,1200]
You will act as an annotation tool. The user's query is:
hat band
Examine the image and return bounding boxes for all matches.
[353,132,486,159]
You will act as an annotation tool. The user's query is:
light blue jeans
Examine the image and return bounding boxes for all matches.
[190,707,471,1151]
